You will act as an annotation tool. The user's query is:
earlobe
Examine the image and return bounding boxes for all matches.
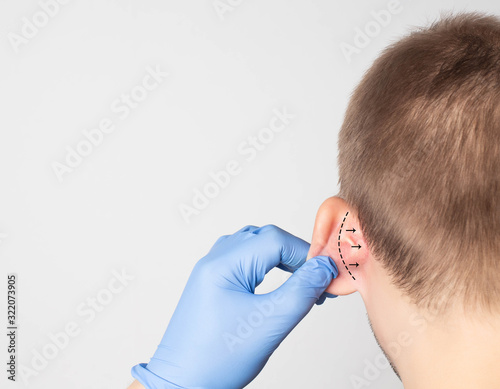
[308,196,369,296]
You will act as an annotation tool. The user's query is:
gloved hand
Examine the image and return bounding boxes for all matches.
[131,225,338,389]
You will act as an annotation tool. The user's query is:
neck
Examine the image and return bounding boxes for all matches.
[396,306,500,389]
[361,260,500,388]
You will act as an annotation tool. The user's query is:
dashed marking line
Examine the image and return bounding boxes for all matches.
[338,211,356,280]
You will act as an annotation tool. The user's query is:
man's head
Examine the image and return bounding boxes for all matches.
[308,12,500,382]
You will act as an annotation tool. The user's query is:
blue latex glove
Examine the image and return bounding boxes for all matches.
[131,225,338,389]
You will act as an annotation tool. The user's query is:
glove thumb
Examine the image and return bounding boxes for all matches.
[271,255,338,322]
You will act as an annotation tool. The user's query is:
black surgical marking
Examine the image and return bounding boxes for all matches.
[338,211,356,280]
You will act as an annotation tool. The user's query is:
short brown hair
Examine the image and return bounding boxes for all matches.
[338,13,500,313]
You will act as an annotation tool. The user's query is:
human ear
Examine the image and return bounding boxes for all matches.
[307,196,369,296]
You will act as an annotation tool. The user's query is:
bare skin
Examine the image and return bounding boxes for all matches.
[308,196,500,389]
[127,380,144,389]
[128,196,500,388]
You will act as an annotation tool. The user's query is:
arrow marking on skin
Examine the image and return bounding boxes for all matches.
[338,212,356,281]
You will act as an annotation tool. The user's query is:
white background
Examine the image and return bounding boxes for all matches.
[1,1,499,388]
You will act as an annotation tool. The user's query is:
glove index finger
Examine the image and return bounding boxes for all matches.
[254,225,310,273]
[212,225,311,293]
[278,229,311,272]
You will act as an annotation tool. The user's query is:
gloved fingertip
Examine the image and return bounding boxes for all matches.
[315,294,327,305]
[315,255,339,279]
[315,291,338,305]
[329,256,339,279]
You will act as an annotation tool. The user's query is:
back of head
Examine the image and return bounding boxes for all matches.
[338,13,500,314]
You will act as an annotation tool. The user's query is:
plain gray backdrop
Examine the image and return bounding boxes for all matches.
[1,1,499,388]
